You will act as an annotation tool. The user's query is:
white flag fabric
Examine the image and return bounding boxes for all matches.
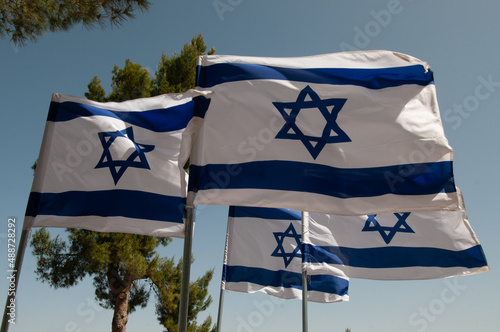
[223,206,349,303]
[303,191,488,280]
[186,51,458,215]
[24,92,194,238]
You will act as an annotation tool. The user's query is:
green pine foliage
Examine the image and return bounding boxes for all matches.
[85,33,216,101]
[31,229,172,313]
[108,59,154,101]
[154,34,216,94]
[31,34,216,332]
[0,0,151,45]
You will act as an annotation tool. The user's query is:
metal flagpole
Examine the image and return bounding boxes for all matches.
[1,228,31,332]
[216,212,232,332]
[301,211,309,332]
[178,205,195,332]
[215,286,225,332]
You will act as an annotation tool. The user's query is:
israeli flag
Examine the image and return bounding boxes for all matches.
[24,93,194,237]
[304,190,488,280]
[222,206,349,303]
[187,51,458,215]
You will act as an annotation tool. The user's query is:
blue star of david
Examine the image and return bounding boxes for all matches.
[95,127,154,185]
[271,223,302,268]
[362,213,414,244]
[273,85,350,159]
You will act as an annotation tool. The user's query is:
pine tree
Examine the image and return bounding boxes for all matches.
[31,34,216,332]
[0,0,151,45]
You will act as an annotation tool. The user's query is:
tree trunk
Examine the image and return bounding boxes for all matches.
[112,273,132,332]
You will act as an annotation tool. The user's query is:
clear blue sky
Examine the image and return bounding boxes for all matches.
[1,1,499,331]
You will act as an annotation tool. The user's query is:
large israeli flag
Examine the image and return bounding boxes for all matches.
[23,92,194,238]
[186,51,458,215]
[304,190,488,280]
[222,206,349,303]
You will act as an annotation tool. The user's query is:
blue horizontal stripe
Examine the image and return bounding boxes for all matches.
[193,95,211,119]
[196,63,433,89]
[303,244,487,269]
[188,160,456,198]
[26,190,185,223]
[222,265,348,296]
[47,100,193,132]
[229,206,301,220]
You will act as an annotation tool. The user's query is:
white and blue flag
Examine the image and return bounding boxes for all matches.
[222,206,349,303]
[186,51,458,215]
[304,190,488,280]
[24,93,194,237]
